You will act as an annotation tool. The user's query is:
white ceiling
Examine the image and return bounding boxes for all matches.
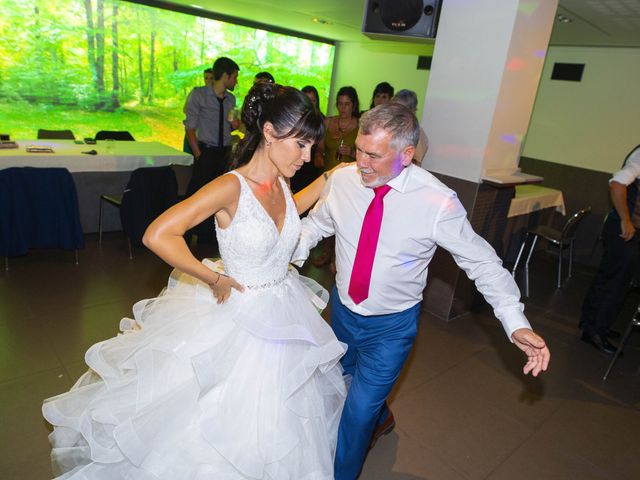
[172,0,640,47]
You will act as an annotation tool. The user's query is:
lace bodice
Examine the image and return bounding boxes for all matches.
[215,171,300,287]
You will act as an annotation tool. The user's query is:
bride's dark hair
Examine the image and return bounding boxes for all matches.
[232,83,325,167]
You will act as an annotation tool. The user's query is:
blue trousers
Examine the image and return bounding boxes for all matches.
[331,288,420,480]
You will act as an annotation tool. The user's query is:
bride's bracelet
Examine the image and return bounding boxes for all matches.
[212,273,221,286]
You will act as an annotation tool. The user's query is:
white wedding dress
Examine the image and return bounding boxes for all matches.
[43,171,347,479]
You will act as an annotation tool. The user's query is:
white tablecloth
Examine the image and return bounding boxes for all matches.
[507,185,566,218]
[0,140,192,172]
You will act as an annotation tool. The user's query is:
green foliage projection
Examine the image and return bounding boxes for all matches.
[0,0,334,149]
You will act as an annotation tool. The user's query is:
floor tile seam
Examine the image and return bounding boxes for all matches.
[0,364,65,387]
[479,398,568,480]
[398,345,492,397]
[574,378,640,410]
[394,423,474,480]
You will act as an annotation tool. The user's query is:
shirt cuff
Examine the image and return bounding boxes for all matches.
[499,310,532,342]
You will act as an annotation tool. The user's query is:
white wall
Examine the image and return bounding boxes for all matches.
[523,46,640,173]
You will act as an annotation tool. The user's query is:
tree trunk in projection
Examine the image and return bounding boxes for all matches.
[148,30,156,104]
[95,0,105,108]
[200,19,205,64]
[136,8,144,104]
[111,3,120,109]
[83,0,98,92]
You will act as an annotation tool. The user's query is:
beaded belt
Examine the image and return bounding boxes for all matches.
[244,272,289,290]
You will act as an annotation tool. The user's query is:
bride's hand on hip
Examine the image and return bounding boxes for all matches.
[209,274,244,304]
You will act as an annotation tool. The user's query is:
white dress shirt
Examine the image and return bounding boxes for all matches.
[610,146,640,186]
[292,164,531,340]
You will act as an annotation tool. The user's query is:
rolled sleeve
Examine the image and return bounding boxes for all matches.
[434,194,531,340]
[610,147,640,186]
[183,88,201,131]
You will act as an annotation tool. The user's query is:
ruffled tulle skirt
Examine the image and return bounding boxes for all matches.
[43,260,347,479]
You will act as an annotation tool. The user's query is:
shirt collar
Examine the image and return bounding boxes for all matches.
[386,164,413,193]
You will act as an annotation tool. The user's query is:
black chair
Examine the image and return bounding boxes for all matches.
[170,163,193,201]
[98,166,178,258]
[95,130,135,141]
[512,207,591,296]
[0,167,84,270]
[37,129,76,140]
[603,303,640,380]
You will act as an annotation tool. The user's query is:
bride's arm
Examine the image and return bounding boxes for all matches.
[143,174,244,302]
[293,162,347,214]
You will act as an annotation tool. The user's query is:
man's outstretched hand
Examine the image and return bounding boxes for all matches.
[511,328,550,377]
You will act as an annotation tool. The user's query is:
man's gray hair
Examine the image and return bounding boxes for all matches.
[359,102,420,152]
[391,89,418,113]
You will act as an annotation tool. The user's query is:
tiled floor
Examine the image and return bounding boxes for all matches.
[1,235,639,479]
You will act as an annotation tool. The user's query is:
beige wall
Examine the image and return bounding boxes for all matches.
[523,46,640,173]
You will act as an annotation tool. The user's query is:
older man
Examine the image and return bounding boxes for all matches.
[293,102,550,479]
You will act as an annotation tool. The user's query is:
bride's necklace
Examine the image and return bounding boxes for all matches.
[243,175,279,206]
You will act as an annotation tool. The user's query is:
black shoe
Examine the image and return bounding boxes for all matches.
[369,411,395,449]
[580,332,618,355]
[606,329,621,339]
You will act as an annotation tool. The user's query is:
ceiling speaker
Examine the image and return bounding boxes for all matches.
[362,0,442,42]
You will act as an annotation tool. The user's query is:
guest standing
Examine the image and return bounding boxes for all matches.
[315,86,360,171]
[184,57,240,242]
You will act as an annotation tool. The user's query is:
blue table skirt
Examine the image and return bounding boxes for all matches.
[0,167,84,257]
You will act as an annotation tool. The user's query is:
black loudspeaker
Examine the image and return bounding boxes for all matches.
[362,0,442,41]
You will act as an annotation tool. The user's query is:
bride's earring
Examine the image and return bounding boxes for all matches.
[265,140,272,147]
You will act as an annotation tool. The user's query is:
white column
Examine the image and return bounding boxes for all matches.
[421,0,559,182]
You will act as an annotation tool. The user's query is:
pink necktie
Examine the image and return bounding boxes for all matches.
[348,184,392,304]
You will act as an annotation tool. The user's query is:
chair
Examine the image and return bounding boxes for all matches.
[98,166,178,258]
[603,301,640,380]
[170,163,193,201]
[95,130,135,141]
[0,167,84,270]
[37,129,76,140]
[512,207,591,297]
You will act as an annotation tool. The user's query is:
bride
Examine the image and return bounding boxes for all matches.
[43,83,347,479]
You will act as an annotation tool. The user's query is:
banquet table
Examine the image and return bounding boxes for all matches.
[502,184,566,262]
[507,184,566,218]
[0,140,192,232]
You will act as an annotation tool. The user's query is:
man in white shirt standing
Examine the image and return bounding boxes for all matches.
[293,102,550,480]
[580,145,640,354]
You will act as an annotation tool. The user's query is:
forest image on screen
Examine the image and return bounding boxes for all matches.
[0,0,335,149]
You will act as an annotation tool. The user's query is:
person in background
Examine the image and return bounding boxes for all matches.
[301,85,324,118]
[203,68,214,86]
[368,81,394,110]
[580,144,640,354]
[391,89,428,166]
[293,102,550,479]
[254,71,275,84]
[291,85,324,193]
[315,86,359,171]
[183,68,215,155]
[184,57,240,243]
